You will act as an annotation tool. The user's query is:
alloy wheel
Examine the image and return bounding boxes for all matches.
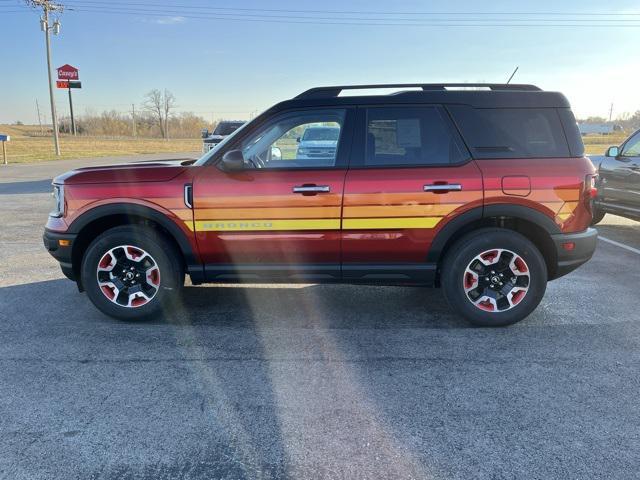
[463,248,530,312]
[96,245,161,308]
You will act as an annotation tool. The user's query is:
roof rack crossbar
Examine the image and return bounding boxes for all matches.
[296,83,542,99]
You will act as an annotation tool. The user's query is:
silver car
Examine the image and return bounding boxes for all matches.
[296,126,340,160]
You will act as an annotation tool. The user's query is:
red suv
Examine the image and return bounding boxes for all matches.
[44,83,597,326]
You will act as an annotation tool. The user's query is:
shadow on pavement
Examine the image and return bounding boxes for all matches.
[0,279,461,330]
[0,179,53,195]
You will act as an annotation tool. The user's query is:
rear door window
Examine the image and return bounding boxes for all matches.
[448,106,570,158]
[363,106,469,167]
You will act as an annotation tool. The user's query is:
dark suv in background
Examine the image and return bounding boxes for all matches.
[202,120,246,153]
[591,129,640,223]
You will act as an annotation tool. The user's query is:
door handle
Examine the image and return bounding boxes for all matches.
[293,185,331,194]
[424,183,463,193]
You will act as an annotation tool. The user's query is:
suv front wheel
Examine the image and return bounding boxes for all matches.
[81,225,183,320]
[441,228,547,327]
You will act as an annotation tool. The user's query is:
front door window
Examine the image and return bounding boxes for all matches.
[240,109,345,169]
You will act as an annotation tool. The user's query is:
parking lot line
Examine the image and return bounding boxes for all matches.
[599,236,640,256]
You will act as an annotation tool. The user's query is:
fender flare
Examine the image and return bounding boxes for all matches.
[426,204,561,263]
[67,203,198,266]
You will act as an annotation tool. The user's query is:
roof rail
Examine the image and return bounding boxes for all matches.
[295,83,542,99]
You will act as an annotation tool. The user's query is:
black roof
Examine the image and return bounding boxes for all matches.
[270,83,571,111]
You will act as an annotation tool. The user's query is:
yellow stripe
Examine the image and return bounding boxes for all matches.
[193,219,340,231]
[343,217,441,230]
[559,201,579,214]
[193,216,443,231]
[343,204,460,218]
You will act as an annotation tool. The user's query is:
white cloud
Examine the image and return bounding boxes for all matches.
[153,16,186,25]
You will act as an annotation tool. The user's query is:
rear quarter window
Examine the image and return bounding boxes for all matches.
[448,106,571,159]
[557,108,585,157]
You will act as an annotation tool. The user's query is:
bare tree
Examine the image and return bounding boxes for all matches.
[143,89,176,139]
[163,89,176,140]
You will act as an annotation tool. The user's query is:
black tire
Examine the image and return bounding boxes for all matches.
[81,225,183,320]
[441,228,547,327]
[590,204,606,225]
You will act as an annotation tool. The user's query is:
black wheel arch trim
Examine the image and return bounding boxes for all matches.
[427,204,561,263]
[67,203,199,268]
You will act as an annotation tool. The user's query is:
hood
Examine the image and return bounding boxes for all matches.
[53,159,195,185]
[299,140,338,148]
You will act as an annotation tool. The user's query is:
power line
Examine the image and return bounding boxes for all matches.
[56,1,640,16]
[64,7,640,22]
[56,7,640,27]
[9,2,640,26]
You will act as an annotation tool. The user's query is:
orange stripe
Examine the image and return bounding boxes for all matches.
[344,191,481,206]
[196,194,342,208]
[485,189,581,202]
[343,204,461,218]
[194,206,341,220]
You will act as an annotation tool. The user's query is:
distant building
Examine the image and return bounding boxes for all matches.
[577,123,623,135]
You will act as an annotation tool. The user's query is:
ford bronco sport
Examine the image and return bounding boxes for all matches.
[44,83,598,326]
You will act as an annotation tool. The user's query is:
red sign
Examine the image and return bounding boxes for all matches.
[56,80,69,88]
[57,64,79,80]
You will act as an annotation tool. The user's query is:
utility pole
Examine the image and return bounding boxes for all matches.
[609,103,614,122]
[68,85,76,135]
[27,0,64,155]
[131,104,137,137]
[35,99,44,135]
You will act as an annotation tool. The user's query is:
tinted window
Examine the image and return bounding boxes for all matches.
[365,107,468,167]
[240,109,345,169]
[449,106,570,159]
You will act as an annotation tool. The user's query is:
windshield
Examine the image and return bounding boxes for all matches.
[213,122,244,136]
[302,127,340,141]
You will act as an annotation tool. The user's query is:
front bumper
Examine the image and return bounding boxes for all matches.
[43,229,77,281]
[202,142,220,153]
[550,227,598,279]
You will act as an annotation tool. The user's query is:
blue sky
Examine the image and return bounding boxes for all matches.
[1,0,639,124]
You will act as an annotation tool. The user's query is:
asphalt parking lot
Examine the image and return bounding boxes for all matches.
[1,156,639,480]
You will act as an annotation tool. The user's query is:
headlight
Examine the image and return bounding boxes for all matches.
[50,184,65,218]
[297,148,309,155]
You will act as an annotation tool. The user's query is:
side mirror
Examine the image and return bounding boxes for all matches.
[270,146,282,161]
[201,128,209,139]
[219,149,245,172]
[296,136,301,143]
[606,146,620,158]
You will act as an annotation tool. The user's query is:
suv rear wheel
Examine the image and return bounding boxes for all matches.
[81,225,183,320]
[441,228,547,327]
